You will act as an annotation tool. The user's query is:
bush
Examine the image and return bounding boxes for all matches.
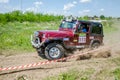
[113,68,120,80]
[0,10,63,23]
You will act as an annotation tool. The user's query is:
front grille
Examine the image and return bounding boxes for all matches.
[31,34,42,48]
[34,38,39,44]
[33,36,39,44]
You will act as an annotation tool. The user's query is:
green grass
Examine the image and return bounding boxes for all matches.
[0,21,60,55]
[102,20,117,33]
[111,57,120,80]
[44,68,95,80]
[44,70,81,80]
[113,68,120,80]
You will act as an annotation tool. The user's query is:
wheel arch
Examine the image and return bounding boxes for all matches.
[44,38,64,47]
[90,39,101,47]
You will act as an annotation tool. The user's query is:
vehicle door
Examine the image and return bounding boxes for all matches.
[74,22,90,46]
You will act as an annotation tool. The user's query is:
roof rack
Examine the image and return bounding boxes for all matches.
[63,15,78,21]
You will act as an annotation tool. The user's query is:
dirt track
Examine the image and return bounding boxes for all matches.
[0,20,120,80]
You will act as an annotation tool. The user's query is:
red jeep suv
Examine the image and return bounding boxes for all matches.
[31,18,104,60]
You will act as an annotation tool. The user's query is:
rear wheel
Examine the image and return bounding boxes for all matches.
[45,43,65,60]
[91,42,100,49]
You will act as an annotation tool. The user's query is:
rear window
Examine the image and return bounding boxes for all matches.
[91,23,102,34]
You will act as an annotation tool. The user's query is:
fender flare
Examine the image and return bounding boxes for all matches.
[44,38,64,47]
[89,39,101,47]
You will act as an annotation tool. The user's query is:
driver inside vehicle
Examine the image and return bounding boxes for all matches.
[81,25,87,33]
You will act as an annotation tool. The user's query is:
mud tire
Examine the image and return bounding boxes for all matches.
[45,43,65,60]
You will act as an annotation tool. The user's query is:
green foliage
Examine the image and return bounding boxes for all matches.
[81,77,88,80]
[113,68,120,80]
[102,20,117,33]
[93,15,98,18]
[0,13,7,24]
[58,71,79,80]
[45,70,79,80]
[83,15,89,20]
[100,15,105,20]
[0,10,63,23]
[45,68,95,80]
[0,22,59,55]
[0,10,114,23]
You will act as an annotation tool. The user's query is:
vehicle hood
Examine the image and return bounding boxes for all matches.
[38,30,74,38]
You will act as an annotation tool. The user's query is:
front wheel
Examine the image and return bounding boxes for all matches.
[45,43,65,60]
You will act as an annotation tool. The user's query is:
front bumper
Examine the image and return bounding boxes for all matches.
[31,35,44,48]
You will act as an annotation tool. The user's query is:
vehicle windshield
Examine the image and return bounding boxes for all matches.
[60,21,76,29]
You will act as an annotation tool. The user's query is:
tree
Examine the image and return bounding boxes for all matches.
[83,15,89,20]
[0,10,63,23]
[0,13,7,23]
[100,15,105,20]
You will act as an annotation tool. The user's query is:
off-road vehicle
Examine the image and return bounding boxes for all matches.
[31,17,104,60]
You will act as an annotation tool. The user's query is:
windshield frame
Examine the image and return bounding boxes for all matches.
[60,21,76,29]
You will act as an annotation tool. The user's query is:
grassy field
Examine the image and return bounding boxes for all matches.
[0,20,116,55]
[102,20,117,33]
[0,21,60,55]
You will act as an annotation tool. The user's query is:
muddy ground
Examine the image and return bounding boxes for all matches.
[0,20,120,80]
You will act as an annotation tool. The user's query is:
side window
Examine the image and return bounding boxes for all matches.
[91,23,102,34]
[78,23,89,33]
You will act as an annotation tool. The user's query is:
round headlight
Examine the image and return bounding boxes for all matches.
[34,31,39,36]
